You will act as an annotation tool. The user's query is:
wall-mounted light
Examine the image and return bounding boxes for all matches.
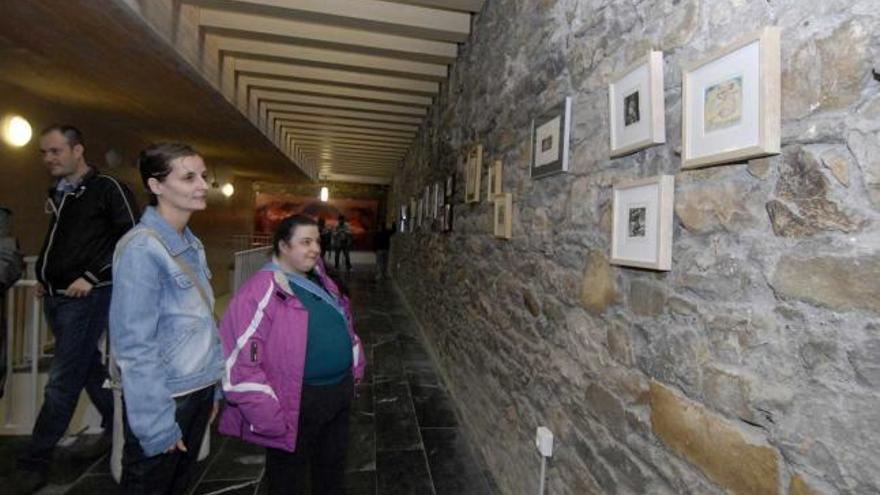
[221,183,235,197]
[320,186,329,202]
[2,115,32,147]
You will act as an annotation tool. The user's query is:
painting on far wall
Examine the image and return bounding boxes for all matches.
[254,193,379,250]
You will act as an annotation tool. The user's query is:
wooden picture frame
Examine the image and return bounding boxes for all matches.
[610,175,674,271]
[681,27,781,169]
[487,159,503,202]
[465,144,482,203]
[531,96,572,179]
[493,193,513,239]
[609,51,666,157]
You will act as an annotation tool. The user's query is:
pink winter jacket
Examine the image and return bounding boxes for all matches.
[217,264,366,452]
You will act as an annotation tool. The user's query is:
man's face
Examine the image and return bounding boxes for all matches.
[39,130,82,179]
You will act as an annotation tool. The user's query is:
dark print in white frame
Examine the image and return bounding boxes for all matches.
[442,203,453,232]
[530,96,572,179]
[609,51,666,157]
[681,27,781,169]
[409,197,417,232]
[493,193,512,239]
[465,144,482,203]
[445,174,454,198]
[610,175,674,271]
[487,160,503,202]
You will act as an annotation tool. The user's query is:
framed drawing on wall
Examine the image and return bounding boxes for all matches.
[442,203,453,232]
[416,197,423,229]
[609,51,666,157]
[398,204,408,233]
[445,174,454,198]
[530,96,572,179]
[434,182,442,218]
[423,185,431,219]
[610,175,674,271]
[409,197,417,232]
[465,145,482,203]
[487,160,503,202]
[493,193,512,239]
[681,27,781,169]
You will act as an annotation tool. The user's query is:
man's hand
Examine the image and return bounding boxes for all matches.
[166,439,187,454]
[65,277,93,298]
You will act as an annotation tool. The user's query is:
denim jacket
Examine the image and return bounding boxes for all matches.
[109,207,223,456]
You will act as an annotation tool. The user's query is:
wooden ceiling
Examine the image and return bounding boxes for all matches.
[128,0,485,184]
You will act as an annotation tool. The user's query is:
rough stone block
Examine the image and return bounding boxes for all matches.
[586,383,626,439]
[580,250,617,314]
[771,254,880,312]
[650,381,781,495]
[675,181,764,233]
[629,279,666,317]
[789,474,820,495]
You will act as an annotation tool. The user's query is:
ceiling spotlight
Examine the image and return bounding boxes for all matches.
[320,186,329,202]
[2,115,32,147]
[221,183,235,197]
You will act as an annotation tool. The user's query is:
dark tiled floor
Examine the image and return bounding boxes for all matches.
[1,268,497,495]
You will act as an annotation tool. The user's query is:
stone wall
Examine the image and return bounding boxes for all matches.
[389,1,880,494]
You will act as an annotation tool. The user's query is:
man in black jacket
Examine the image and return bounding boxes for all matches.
[15,125,137,493]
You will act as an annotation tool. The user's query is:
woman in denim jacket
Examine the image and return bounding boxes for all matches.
[218,215,365,495]
[109,143,223,494]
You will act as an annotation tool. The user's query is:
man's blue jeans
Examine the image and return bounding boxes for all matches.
[18,287,114,472]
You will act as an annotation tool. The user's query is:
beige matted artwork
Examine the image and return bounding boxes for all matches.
[681,27,781,169]
[465,144,483,203]
[610,175,674,271]
[487,160,503,202]
[608,50,666,157]
[493,193,512,239]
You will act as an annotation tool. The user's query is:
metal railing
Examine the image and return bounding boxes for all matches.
[228,233,271,253]
[232,245,272,293]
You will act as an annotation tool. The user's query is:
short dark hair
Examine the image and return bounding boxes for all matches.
[272,215,318,256]
[41,124,85,148]
[137,142,200,206]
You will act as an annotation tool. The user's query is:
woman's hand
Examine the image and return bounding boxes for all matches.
[166,439,187,454]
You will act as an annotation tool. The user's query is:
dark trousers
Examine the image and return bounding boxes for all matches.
[266,376,353,495]
[19,287,114,472]
[120,385,214,495]
[334,246,351,271]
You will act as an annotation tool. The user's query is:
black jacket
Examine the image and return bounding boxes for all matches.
[36,168,138,295]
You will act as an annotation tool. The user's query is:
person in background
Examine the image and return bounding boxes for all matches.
[0,206,24,399]
[373,222,394,281]
[109,143,223,494]
[218,214,366,495]
[317,217,331,261]
[332,214,353,272]
[14,125,137,495]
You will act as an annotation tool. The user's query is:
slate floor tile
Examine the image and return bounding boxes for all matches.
[422,428,494,495]
[376,449,434,495]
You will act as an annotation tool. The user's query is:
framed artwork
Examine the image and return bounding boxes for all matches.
[465,144,482,203]
[610,175,674,271]
[493,193,513,239]
[681,27,781,169]
[398,204,408,233]
[487,160,503,202]
[445,174,454,198]
[409,197,417,232]
[609,51,666,157]
[442,203,453,232]
[530,96,572,179]
[423,185,431,219]
[433,182,442,218]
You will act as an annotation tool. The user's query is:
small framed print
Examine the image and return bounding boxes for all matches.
[681,27,781,169]
[487,160,503,202]
[610,175,674,271]
[493,193,513,239]
[442,203,453,232]
[434,182,442,217]
[609,51,666,157]
[423,185,431,219]
[398,204,408,233]
[465,145,482,203]
[416,197,423,228]
[445,174,454,198]
[531,96,572,179]
[409,197,417,232]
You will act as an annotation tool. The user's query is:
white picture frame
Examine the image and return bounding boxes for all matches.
[531,96,572,179]
[610,175,674,271]
[465,144,482,203]
[493,193,513,239]
[487,160,503,202]
[681,27,781,169]
[609,51,666,157]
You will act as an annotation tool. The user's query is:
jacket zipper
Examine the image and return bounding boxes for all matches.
[40,193,70,295]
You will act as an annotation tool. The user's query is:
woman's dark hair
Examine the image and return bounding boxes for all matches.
[272,214,319,256]
[137,142,200,206]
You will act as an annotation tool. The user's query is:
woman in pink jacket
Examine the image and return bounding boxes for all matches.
[218,215,366,495]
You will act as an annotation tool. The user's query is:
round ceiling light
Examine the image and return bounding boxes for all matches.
[2,115,33,147]
[221,182,235,197]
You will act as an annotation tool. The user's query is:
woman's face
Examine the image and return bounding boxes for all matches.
[279,224,321,275]
[150,155,209,213]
